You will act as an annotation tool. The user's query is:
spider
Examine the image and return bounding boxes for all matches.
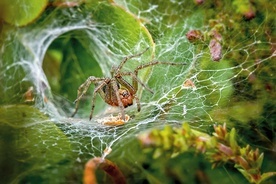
[71,47,186,120]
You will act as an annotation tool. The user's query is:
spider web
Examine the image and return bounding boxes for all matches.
[0,0,275,183]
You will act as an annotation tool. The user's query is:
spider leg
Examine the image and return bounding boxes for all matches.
[115,47,150,73]
[134,95,141,112]
[115,75,135,94]
[110,79,126,120]
[89,81,109,120]
[132,60,186,91]
[71,76,105,118]
[134,60,186,75]
[119,72,154,94]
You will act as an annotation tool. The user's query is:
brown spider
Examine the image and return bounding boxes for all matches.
[71,47,186,120]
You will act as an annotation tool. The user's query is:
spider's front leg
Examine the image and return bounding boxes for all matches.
[110,79,127,120]
[71,76,105,118]
[89,81,109,120]
[115,47,150,73]
[132,60,187,92]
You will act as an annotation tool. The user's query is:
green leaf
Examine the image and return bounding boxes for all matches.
[256,153,264,169]
[259,172,276,184]
[2,0,48,26]
[87,2,154,52]
[228,128,239,153]
[0,105,73,183]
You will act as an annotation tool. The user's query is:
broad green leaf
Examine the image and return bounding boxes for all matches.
[2,0,48,26]
[90,2,153,49]
[0,105,74,183]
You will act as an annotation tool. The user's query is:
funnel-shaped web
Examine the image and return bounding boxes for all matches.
[0,1,275,183]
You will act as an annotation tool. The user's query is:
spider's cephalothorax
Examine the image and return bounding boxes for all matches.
[71,47,186,121]
[118,88,133,107]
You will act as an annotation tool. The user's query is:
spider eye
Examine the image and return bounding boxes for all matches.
[119,89,130,97]
[122,91,129,97]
